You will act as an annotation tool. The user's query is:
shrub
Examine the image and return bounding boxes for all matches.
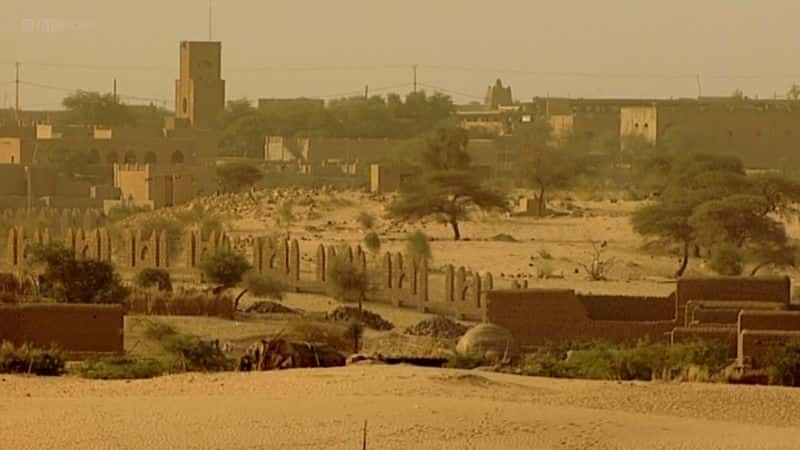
[30,242,130,304]
[0,273,21,293]
[363,231,381,254]
[709,244,743,276]
[160,334,233,372]
[286,318,351,352]
[0,341,65,376]
[199,249,252,288]
[135,268,173,292]
[405,230,432,262]
[78,355,165,380]
[356,211,376,231]
[766,339,800,386]
[326,256,369,307]
[242,271,286,301]
[521,340,730,382]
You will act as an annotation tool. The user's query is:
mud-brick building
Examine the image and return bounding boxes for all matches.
[113,163,195,209]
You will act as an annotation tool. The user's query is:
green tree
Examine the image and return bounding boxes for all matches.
[198,249,252,310]
[216,162,263,193]
[62,90,134,127]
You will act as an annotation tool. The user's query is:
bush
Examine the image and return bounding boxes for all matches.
[78,355,165,380]
[521,340,730,382]
[160,334,233,372]
[242,271,286,301]
[0,341,65,376]
[30,242,130,304]
[356,211,376,231]
[363,231,381,254]
[199,249,252,288]
[286,318,352,352]
[405,230,432,262]
[766,339,800,386]
[709,243,743,276]
[326,256,369,305]
[135,268,173,292]
[326,306,394,330]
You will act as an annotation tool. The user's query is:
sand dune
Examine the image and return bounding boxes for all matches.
[2,365,800,450]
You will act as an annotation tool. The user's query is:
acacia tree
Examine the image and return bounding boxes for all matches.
[389,171,507,240]
[388,127,507,240]
[632,152,800,277]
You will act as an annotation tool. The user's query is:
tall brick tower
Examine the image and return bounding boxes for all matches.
[175,41,225,129]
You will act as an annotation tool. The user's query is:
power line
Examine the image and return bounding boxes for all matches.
[416,82,482,100]
[20,81,166,103]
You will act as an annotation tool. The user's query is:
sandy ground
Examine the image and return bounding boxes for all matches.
[2,365,800,450]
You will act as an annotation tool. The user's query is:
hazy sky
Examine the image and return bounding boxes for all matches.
[2,0,800,110]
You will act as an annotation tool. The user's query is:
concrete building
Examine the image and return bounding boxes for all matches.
[174,41,226,130]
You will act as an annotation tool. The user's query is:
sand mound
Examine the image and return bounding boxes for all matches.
[405,316,469,339]
[326,306,394,330]
[245,301,298,314]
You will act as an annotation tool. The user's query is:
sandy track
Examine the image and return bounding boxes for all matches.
[2,365,800,450]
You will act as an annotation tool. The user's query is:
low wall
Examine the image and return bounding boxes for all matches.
[486,289,675,346]
[738,310,800,334]
[676,277,791,323]
[738,330,800,368]
[671,326,738,358]
[0,303,123,354]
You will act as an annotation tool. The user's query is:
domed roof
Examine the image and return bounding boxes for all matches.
[456,323,518,358]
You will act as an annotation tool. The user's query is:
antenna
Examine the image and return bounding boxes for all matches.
[695,73,702,99]
[208,0,213,40]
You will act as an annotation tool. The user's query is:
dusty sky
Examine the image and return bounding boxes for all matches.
[1,0,799,110]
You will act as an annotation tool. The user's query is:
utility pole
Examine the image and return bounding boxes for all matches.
[113,78,118,103]
[15,61,20,123]
[412,64,418,93]
[364,85,368,100]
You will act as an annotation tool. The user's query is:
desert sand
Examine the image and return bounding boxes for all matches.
[3,365,800,450]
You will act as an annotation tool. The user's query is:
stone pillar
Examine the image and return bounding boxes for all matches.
[289,239,300,283]
[315,244,326,282]
[455,267,466,301]
[444,265,454,302]
[416,258,429,312]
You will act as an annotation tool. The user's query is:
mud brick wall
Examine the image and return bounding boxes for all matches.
[676,277,790,323]
[486,289,675,346]
[690,308,741,326]
[577,294,675,321]
[0,303,123,353]
[738,310,800,334]
[671,326,738,358]
[738,330,800,368]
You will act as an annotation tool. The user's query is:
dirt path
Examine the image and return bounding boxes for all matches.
[2,365,800,449]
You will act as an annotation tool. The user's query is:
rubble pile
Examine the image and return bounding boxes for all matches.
[405,316,469,339]
[326,306,394,330]
[245,301,298,314]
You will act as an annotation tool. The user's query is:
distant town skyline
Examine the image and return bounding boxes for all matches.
[2,0,800,110]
